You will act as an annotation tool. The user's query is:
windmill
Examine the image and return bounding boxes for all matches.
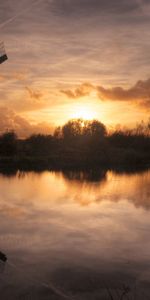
[0,41,8,64]
[0,0,44,65]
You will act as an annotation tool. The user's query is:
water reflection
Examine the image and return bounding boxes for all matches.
[62,169,107,183]
[0,168,149,299]
[61,169,150,210]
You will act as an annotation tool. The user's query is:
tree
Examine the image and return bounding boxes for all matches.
[62,119,83,141]
[61,119,107,141]
[54,126,62,139]
[0,131,17,156]
[83,120,107,139]
[26,134,54,156]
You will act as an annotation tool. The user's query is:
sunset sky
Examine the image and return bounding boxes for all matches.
[0,0,150,137]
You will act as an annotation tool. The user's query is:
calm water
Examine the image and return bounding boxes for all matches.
[0,169,150,299]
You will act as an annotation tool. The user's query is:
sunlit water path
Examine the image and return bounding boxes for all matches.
[0,169,150,299]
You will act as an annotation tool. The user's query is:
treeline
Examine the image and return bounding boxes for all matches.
[0,119,150,169]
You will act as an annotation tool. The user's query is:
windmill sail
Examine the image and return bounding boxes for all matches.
[0,42,8,64]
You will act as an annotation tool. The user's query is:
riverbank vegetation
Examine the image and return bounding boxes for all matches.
[0,119,149,170]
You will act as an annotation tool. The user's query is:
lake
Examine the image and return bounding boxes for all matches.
[0,169,150,299]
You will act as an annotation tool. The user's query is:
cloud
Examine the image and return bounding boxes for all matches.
[11,87,48,112]
[0,75,6,82]
[50,0,143,17]
[97,78,150,106]
[61,83,94,99]
[0,106,54,138]
[25,86,43,100]
[0,0,150,130]
[0,72,28,82]
[61,78,150,107]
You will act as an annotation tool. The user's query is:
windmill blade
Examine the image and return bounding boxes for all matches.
[0,41,8,64]
[0,251,7,262]
[0,0,53,64]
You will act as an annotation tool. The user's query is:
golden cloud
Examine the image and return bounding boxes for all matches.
[0,106,54,138]
[97,79,150,103]
[61,78,150,108]
[10,87,48,112]
[25,87,43,100]
[61,83,94,99]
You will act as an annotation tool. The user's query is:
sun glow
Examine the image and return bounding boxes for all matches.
[71,104,97,120]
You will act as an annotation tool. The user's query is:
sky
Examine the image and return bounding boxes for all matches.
[0,0,150,137]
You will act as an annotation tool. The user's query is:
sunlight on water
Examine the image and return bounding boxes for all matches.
[0,169,150,299]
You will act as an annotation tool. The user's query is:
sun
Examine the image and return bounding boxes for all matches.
[71,104,97,120]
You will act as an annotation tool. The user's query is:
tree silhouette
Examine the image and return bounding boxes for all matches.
[61,119,107,142]
[62,119,83,141]
[83,120,106,139]
[0,131,17,156]
[0,119,149,169]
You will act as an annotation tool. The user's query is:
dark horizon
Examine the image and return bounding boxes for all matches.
[0,118,149,171]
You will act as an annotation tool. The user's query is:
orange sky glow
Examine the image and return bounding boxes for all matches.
[0,0,150,137]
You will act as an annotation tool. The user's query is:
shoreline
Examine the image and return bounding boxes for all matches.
[0,156,149,175]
